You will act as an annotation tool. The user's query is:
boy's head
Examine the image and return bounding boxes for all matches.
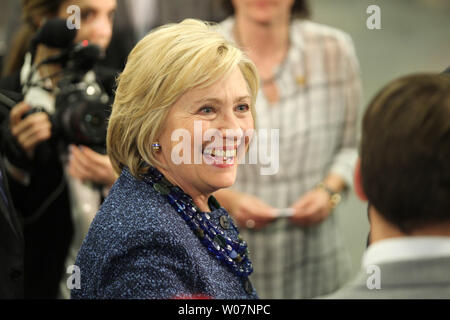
[356,73,450,234]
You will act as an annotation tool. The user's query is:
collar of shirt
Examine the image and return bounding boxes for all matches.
[363,236,450,268]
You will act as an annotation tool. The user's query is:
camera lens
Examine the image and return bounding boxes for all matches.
[85,113,102,127]
[54,83,110,147]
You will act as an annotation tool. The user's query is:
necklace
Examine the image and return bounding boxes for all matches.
[143,166,253,277]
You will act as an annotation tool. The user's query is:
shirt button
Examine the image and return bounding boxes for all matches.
[219,215,230,230]
[244,278,253,295]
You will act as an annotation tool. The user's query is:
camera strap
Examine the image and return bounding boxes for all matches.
[20,53,56,114]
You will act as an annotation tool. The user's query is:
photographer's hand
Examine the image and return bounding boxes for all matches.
[10,102,52,159]
[68,145,117,188]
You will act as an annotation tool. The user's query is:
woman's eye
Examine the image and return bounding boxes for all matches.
[81,10,95,21]
[236,104,250,112]
[199,106,215,114]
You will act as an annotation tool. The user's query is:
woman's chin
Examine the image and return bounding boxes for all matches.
[202,164,237,190]
[247,9,278,24]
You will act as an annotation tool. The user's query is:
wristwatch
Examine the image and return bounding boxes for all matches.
[316,182,342,209]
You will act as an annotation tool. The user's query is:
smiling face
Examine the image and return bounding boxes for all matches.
[58,0,116,50]
[155,66,254,200]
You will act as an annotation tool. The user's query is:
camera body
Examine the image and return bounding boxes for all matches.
[22,42,112,154]
[53,78,111,151]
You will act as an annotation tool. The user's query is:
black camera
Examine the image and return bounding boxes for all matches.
[23,80,111,152]
[53,81,110,149]
[22,37,112,153]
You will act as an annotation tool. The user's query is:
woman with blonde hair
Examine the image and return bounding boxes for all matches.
[72,19,259,299]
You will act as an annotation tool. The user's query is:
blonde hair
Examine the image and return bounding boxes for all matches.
[107,19,259,178]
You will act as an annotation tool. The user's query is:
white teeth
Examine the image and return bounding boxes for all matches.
[214,150,225,157]
[203,149,237,158]
[225,149,236,157]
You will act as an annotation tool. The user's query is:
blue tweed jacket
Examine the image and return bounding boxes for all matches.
[71,168,258,299]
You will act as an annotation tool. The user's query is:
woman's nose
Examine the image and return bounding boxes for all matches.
[219,109,242,130]
[216,110,245,141]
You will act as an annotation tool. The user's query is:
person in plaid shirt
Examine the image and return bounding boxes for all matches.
[216,0,362,298]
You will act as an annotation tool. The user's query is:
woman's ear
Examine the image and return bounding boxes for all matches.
[354,158,368,201]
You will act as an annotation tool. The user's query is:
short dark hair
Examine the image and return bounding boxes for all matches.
[221,0,311,19]
[361,74,450,233]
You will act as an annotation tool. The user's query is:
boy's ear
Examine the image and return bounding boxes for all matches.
[354,158,368,201]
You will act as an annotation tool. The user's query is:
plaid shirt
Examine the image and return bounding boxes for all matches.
[218,18,362,298]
